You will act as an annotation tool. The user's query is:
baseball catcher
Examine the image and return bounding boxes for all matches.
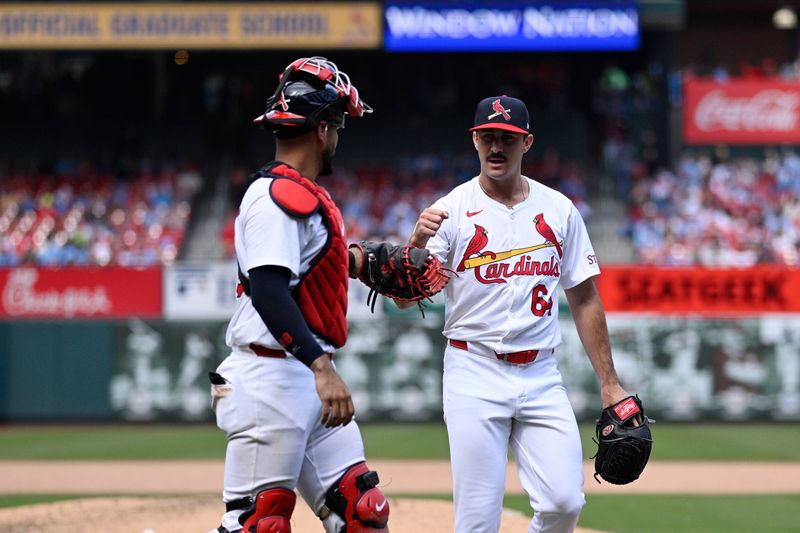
[210,56,392,533]
[593,395,653,485]
[349,241,451,313]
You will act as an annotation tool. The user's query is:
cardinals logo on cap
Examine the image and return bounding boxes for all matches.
[488,99,511,121]
[470,95,529,134]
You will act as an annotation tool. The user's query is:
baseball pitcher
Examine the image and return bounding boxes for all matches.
[405,95,651,533]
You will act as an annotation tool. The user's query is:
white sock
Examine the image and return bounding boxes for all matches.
[221,509,245,532]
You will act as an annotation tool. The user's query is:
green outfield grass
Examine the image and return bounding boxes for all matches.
[0,425,226,460]
[0,422,798,461]
[1,422,797,532]
[503,494,800,533]
[0,494,97,509]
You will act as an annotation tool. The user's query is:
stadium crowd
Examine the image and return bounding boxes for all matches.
[626,150,800,266]
[5,148,799,269]
[0,162,202,267]
[220,151,592,258]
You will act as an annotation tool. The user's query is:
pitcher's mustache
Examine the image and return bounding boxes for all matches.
[488,153,506,160]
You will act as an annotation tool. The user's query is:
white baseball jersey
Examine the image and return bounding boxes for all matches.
[224,176,337,356]
[427,175,600,351]
[428,175,599,533]
[214,174,364,533]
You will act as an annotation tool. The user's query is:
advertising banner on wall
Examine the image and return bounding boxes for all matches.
[162,262,383,321]
[163,262,238,320]
[107,311,800,422]
[384,2,639,51]
[596,266,800,315]
[109,313,448,423]
[683,77,800,144]
[110,318,229,421]
[559,314,800,422]
[0,267,161,319]
[0,3,381,49]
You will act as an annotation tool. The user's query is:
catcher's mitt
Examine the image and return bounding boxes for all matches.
[593,395,653,485]
[350,241,451,313]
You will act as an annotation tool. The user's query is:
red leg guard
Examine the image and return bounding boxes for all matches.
[326,462,389,532]
[239,487,296,533]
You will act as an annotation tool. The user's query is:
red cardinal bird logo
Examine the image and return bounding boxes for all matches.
[488,99,511,121]
[533,213,562,258]
[457,224,489,272]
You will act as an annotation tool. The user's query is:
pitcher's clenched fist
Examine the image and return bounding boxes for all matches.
[410,208,449,247]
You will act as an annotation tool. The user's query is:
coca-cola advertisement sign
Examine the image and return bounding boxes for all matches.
[0,267,162,319]
[684,78,800,144]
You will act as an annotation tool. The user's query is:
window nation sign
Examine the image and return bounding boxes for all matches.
[384,2,639,51]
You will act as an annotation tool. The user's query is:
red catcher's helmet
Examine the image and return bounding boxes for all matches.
[254,56,372,138]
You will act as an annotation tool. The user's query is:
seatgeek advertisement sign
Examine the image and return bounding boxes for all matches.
[384,2,639,51]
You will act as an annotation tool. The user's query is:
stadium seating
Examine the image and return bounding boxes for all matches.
[219,153,590,258]
[625,151,800,265]
[0,164,202,267]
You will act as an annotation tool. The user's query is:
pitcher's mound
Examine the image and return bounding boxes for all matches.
[0,495,604,532]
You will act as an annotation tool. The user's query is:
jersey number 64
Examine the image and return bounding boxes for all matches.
[531,284,554,317]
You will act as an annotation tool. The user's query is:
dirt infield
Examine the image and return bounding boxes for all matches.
[1,460,799,532]
[3,459,800,495]
[0,496,594,533]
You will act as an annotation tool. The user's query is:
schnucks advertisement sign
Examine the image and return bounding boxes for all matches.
[684,77,800,144]
[384,2,639,51]
[0,267,161,319]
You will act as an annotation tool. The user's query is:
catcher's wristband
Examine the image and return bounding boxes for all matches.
[347,243,369,280]
[348,250,358,279]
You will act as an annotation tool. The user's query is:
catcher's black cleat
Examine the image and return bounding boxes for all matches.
[212,527,241,533]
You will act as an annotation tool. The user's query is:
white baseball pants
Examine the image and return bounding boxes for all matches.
[443,343,585,533]
[213,350,364,532]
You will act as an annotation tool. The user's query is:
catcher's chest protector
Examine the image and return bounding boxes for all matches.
[263,163,349,348]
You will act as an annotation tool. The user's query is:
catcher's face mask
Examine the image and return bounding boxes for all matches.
[255,56,371,137]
